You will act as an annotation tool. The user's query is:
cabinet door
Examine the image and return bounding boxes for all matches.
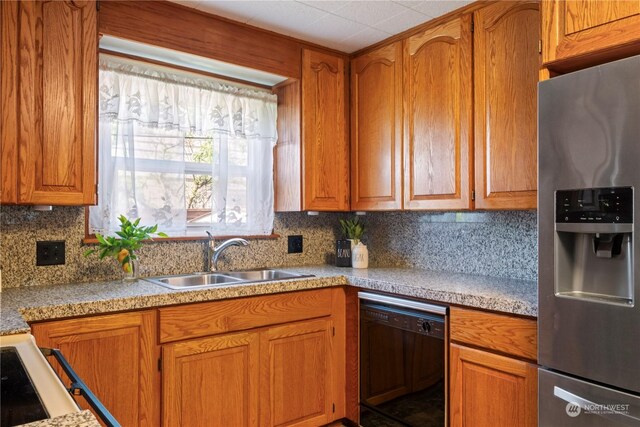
[1,1,19,204]
[403,15,473,210]
[450,344,537,427]
[301,49,349,211]
[351,42,403,211]
[474,1,539,210]
[543,0,640,70]
[31,311,159,427]
[17,0,97,205]
[162,331,260,427]
[260,318,335,426]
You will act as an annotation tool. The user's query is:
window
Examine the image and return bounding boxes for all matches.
[89,55,278,237]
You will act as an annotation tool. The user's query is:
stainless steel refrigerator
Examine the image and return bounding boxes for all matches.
[538,55,640,426]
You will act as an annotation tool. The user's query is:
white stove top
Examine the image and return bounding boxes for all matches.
[0,334,79,423]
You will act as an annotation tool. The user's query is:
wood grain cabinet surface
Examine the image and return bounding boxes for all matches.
[260,318,335,427]
[31,311,160,427]
[543,0,640,71]
[350,42,403,211]
[162,331,261,427]
[161,288,349,426]
[473,1,539,210]
[1,0,97,205]
[403,15,473,211]
[449,344,538,427]
[449,307,538,427]
[301,49,350,211]
[275,50,350,212]
[350,3,539,212]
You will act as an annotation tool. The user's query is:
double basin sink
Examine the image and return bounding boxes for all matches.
[144,269,314,290]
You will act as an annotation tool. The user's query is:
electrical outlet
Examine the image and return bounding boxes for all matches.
[287,235,303,254]
[36,241,65,266]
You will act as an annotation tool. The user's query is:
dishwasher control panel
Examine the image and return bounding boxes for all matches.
[361,303,445,339]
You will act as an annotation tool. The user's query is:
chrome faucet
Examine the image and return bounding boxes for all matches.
[205,231,249,271]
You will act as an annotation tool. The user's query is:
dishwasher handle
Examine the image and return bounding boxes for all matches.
[40,347,121,427]
[554,386,640,426]
[358,291,447,316]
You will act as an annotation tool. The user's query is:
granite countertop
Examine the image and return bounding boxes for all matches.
[0,266,537,336]
[17,410,100,427]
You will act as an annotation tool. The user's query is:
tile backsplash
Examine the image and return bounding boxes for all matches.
[0,207,537,288]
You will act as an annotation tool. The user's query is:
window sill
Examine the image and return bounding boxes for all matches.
[82,233,280,245]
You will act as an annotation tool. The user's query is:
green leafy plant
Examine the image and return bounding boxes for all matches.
[339,217,365,244]
[84,215,168,273]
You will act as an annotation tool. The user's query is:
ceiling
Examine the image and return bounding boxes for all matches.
[170,1,473,53]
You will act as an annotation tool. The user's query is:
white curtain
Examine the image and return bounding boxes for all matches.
[89,55,278,236]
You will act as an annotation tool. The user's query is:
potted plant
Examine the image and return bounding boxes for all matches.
[339,217,365,246]
[84,215,168,281]
[336,217,366,268]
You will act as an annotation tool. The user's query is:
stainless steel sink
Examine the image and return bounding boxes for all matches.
[224,269,309,282]
[144,273,242,290]
[143,269,313,290]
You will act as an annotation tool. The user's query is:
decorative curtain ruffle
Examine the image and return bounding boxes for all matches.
[90,55,277,237]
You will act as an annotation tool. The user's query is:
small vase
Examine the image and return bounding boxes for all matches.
[352,243,369,269]
[122,259,137,282]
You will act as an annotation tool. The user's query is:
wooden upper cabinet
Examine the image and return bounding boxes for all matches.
[31,311,159,427]
[403,15,473,210]
[1,1,19,204]
[350,42,403,211]
[301,49,349,211]
[473,1,540,210]
[5,0,97,205]
[543,0,640,70]
[162,331,260,427]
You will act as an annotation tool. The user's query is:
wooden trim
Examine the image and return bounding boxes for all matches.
[350,0,493,58]
[98,1,349,80]
[450,306,537,361]
[343,287,360,422]
[99,49,273,91]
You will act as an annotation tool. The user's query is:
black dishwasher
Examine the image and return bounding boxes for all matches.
[359,292,447,427]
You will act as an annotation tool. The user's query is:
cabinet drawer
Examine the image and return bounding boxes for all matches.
[450,307,537,361]
[159,289,334,343]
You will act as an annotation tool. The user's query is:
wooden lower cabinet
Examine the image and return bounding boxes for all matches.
[162,318,336,427]
[260,318,335,427]
[160,288,350,426]
[162,331,260,427]
[30,288,353,426]
[449,344,538,427]
[31,311,159,427]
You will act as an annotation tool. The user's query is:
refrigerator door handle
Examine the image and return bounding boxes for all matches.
[554,386,640,426]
